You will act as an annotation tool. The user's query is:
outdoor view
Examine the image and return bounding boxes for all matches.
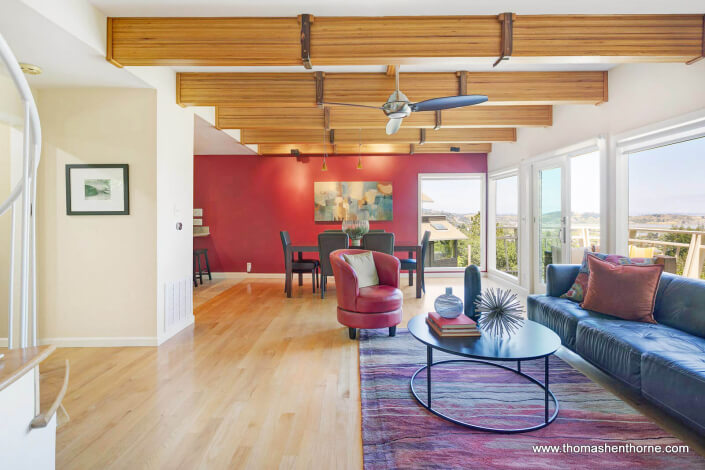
[421,177,483,268]
[629,136,705,280]
[495,175,519,277]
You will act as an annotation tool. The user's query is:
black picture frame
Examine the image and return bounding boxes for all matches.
[65,164,129,215]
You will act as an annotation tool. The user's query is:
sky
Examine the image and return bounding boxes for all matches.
[629,136,705,215]
[422,178,482,214]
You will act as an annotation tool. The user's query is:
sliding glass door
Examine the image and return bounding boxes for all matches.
[532,148,602,291]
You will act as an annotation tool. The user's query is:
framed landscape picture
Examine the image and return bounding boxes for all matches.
[66,164,129,215]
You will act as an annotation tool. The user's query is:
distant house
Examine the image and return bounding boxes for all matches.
[421,214,469,267]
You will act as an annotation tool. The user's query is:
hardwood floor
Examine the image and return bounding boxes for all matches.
[42,276,704,469]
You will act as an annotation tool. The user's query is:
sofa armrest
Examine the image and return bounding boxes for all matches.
[464,265,482,320]
[372,252,401,289]
[546,264,580,297]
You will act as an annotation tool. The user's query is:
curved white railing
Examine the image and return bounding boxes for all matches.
[0,33,42,349]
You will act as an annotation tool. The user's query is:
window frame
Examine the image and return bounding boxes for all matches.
[417,173,487,272]
[614,109,705,255]
[488,168,520,284]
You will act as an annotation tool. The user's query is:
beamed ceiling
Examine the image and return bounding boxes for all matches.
[106,13,705,155]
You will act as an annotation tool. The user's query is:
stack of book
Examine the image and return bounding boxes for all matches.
[426,312,481,337]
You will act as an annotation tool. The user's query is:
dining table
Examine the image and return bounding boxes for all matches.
[285,241,424,299]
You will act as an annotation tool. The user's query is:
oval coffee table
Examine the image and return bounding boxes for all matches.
[408,314,562,433]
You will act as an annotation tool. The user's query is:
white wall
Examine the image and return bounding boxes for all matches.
[488,61,705,291]
[36,88,159,345]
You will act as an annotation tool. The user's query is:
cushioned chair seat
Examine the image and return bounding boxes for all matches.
[527,295,594,350]
[356,285,403,313]
[576,318,705,389]
[641,350,705,435]
[399,259,416,267]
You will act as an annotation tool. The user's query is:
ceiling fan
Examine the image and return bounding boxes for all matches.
[323,67,488,135]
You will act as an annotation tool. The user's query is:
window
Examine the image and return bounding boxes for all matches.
[490,172,519,280]
[419,174,485,271]
[627,136,705,280]
[570,151,601,257]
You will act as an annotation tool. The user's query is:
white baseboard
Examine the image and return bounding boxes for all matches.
[212,272,286,279]
[157,314,195,346]
[38,337,159,347]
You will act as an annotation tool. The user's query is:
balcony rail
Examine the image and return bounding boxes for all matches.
[629,226,704,279]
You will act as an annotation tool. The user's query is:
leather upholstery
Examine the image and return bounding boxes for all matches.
[330,249,402,330]
[527,295,594,350]
[653,273,705,339]
[529,263,705,435]
[463,265,482,320]
[362,232,395,255]
[641,350,705,435]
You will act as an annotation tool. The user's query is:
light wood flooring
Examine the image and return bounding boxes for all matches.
[42,276,704,469]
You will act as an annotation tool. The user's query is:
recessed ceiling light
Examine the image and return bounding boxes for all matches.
[19,63,41,75]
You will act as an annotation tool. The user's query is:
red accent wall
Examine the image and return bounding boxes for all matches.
[194,154,487,273]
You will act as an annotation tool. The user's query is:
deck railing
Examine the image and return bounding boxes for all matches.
[629,226,705,279]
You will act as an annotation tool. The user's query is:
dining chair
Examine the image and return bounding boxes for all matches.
[280,231,319,294]
[317,232,349,299]
[362,232,395,255]
[400,230,431,293]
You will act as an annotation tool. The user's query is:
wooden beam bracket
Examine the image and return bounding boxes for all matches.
[300,14,314,69]
[323,106,331,130]
[457,71,467,95]
[434,110,442,130]
[493,12,515,67]
[410,144,415,155]
[419,129,426,145]
[686,14,705,65]
[329,129,335,145]
[315,71,325,105]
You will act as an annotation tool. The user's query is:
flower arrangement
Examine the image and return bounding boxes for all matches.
[342,219,369,246]
[474,288,525,339]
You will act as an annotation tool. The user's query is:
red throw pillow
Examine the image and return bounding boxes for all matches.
[581,255,663,323]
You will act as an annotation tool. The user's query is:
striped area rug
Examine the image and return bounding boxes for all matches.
[360,329,703,470]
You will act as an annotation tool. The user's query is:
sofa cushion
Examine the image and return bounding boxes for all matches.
[355,285,402,313]
[561,252,654,302]
[576,318,705,389]
[581,255,663,323]
[527,295,593,350]
[653,273,705,339]
[641,350,705,435]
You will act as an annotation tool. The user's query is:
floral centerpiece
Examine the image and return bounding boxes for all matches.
[342,219,369,246]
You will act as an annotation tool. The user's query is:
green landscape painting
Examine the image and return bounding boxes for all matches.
[84,179,111,200]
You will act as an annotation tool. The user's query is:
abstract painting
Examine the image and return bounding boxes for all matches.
[314,181,393,221]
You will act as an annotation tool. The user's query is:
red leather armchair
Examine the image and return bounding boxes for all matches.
[330,249,403,339]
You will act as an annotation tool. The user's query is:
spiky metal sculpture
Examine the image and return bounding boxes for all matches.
[474,288,525,339]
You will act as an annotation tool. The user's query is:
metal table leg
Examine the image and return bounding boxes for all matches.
[427,345,432,408]
[545,355,549,423]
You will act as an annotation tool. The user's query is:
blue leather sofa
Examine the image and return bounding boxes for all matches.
[528,264,705,436]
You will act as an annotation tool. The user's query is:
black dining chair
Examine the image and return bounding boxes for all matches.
[280,231,319,294]
[362,232,395,255]
[400,230,431,293]
[318,232,349,299]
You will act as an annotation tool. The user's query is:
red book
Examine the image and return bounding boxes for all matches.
[426,318,482,337]
[428,312,477,329]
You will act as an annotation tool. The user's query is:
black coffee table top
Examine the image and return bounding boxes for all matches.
[408,314,561,361]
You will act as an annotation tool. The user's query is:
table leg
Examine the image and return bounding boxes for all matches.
[416,247,422,298]
[517,360,521,373]
[427,345,432,408]
[545,355,550,423]
[297,251,303,286]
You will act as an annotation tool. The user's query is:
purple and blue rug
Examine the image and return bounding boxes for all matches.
[360,329,703,469]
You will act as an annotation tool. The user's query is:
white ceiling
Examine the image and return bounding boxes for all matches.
[89,0,705,16]
[0,0,146,88]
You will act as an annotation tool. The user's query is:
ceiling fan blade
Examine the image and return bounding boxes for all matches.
[410,95,488,112]
[321,102,383,110]
[386,117,403,135]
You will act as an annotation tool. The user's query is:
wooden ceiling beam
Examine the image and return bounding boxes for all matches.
[107,15,704,67]
[178,71,607,107]
[257,143,492,155]
[216,105,552,129]
[241,128,515,145]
